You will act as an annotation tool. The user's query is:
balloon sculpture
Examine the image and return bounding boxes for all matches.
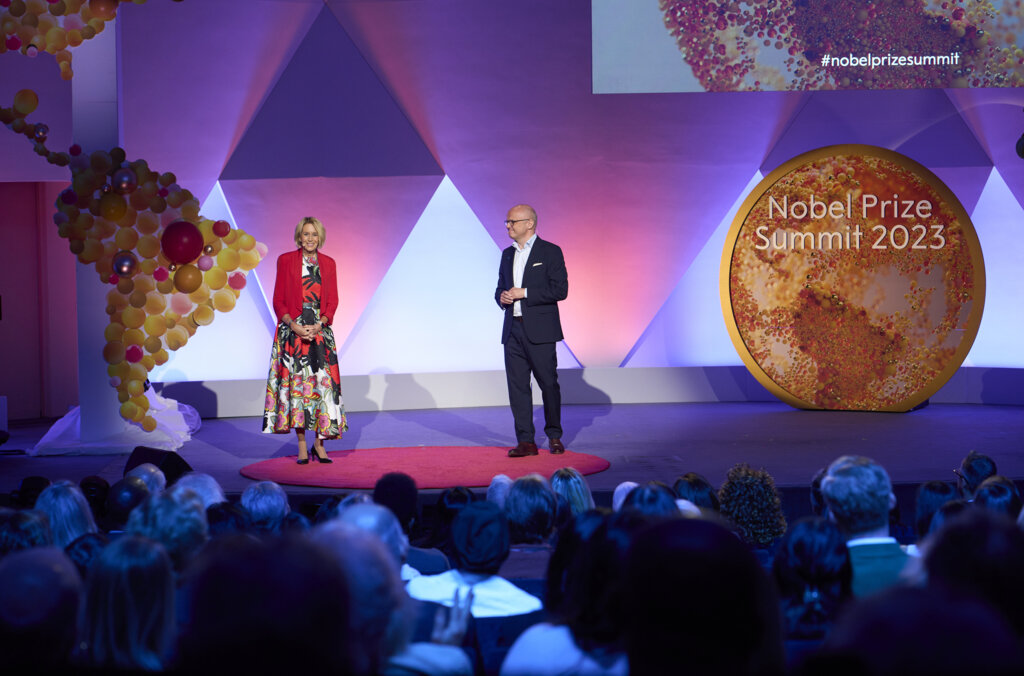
[2,88,267,433]
[0,0,183,80]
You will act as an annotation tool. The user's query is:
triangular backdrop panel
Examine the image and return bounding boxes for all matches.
[220,5,441,181]
[963,169,1024,368]
[622,172,763,368]
[218,176,443,349]
[120,0,322,199]
[340,176,581,374]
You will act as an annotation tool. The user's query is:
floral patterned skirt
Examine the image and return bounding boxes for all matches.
[261,310,347,438]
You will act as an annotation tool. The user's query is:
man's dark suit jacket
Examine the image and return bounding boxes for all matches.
[495,237,568,344]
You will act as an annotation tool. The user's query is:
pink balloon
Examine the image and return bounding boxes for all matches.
[125,345,143,363]
[154,267,169,282]
[228,272,247,290]
[170,293,193,315]
[197,255,214,271]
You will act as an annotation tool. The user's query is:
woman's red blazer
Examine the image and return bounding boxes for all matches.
[271,249,338,326]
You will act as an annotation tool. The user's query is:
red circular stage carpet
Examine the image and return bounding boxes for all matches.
[239,446,610,489]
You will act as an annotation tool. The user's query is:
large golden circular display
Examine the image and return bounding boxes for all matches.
[721,145,985,411]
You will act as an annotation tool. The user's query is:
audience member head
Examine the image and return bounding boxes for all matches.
[809,467,827,517]
[206,501,252,538]
[621,481,679,518]
[927,499,970,538]
[914,480,957,541]
[170,472,225,509]
[336,502,409,567]
[925,508,1024,637]
[64,531,110,579]
[282,511,311,533]
[11,475,51,508]
[178,535,354,674]
[955,450,997,499]
[814,586,1019,676]
[79,475,109,521]
[438,485,474,523]
[821,455,894,538]
[623,517,783,676]
[313,494,347,525]
[34,480,99,549]
[125,462,167,495]
[241,480,290,535]
[718,464,787,547]
[505,474,557,544]
[486,474,514,509]
[104,476,150,530]
[340,492,372,509]
[372,472,419,534]
[612,481,639,512]
[772,516,852,640]
[673,472,720,512]
[548,509,649,652]
[312,523,411,675]
[550,467,596,516]
[0,508,52,557]
[451,501,510,575]
[79,535,175,671]
[125,491,208,572]
[0,547,81,670]
[973,476,1022,521]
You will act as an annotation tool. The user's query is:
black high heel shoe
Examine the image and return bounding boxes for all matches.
[313,444,333,464]
[297,455,310,465]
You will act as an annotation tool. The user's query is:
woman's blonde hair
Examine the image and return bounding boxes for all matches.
[293,217,326,248]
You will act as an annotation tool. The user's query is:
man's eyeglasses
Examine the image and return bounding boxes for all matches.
[504,219,531,227]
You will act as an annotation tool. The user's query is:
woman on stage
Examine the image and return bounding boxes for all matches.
[262,217,347,463]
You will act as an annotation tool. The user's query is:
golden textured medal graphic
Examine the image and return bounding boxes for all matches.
[721,145,985,411]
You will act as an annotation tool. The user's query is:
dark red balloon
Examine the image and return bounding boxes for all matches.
[161,221,204,265]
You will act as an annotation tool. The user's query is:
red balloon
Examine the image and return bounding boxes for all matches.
[213,220,231,237]
[161,221,204,265]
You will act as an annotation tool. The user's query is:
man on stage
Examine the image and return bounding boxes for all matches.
[495,204,568,458]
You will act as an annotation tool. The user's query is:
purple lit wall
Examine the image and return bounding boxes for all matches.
[2,0,1024,420]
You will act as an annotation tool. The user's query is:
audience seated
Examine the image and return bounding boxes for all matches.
[375,472,451,575]
[911,480,957,552]
[126,462,168,495]
[620,481,678,518]
[955,449,997,500]
[487,474,514,509]
[820,455,908,597]
[205,501,252,538]
[104,476,150,532]
[240,480,290,535]
[622,516,783,676]
[926,498,970,537]
[34,479,100,549]
[77,535,176,671]
[126,491,208,573]
[972,475,1023,521]
[673,472,720,512]
[0,547,81,671]
[924,508,1024,638]
[610,481,638,512]
[335,502,414,579]
[807,587,1020,676]
[772,517,851,669]
[718,464,787,566]
[550,468,596,516]
[64,531,110,579]
[809,468,827,517]
[79,475,110,523]
[10,475,51,509]
[177,535,356,673]
[407,501,542,619]
[503,509,643,676]
[419,486,475,565]
[500,475,557,580]
[0,507,52,558]
[170,472,226,509]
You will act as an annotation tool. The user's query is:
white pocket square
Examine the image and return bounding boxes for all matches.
[532,262,543,267]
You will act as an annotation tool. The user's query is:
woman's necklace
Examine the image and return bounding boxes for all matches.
[303,251,318,265]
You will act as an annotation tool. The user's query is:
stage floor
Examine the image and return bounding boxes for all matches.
[3,403,1023,501]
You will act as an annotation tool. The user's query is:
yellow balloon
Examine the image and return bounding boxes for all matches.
[156,278,175,295]
[126,378,145,397]
[79,238,103,264]
[189,284,210,305]
[104,322,124,342]
[143,336,163,353]
[204,266,227,290]
[237,233,255,251]
[134,276,155,294]
[114,227,139,252]
[213,288,236,313]
[139,259,158,275]
[192,304,214,326]
[116,277,134,295]
[112,361,131,379]
[144,292,167,316]
[118,390,131,403]
[128,290,147,308]
[153,349,169,365]
[129,363,148,382]
[120,401,139,421]
[166,326,189,350]
[116,207,138,229]
[173,264,203,294]
[141,416,157,433]
[13,89,39,116]
[239,249,260,271]
[99,193,127,221]
[137,234,160,259]
[121,306,145,329]
[102,340,125,364]
[122,328,145,346]
[136,211,160,234]
[140,354,155,371]
[180,200,199,223]
[217,248,240,271]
